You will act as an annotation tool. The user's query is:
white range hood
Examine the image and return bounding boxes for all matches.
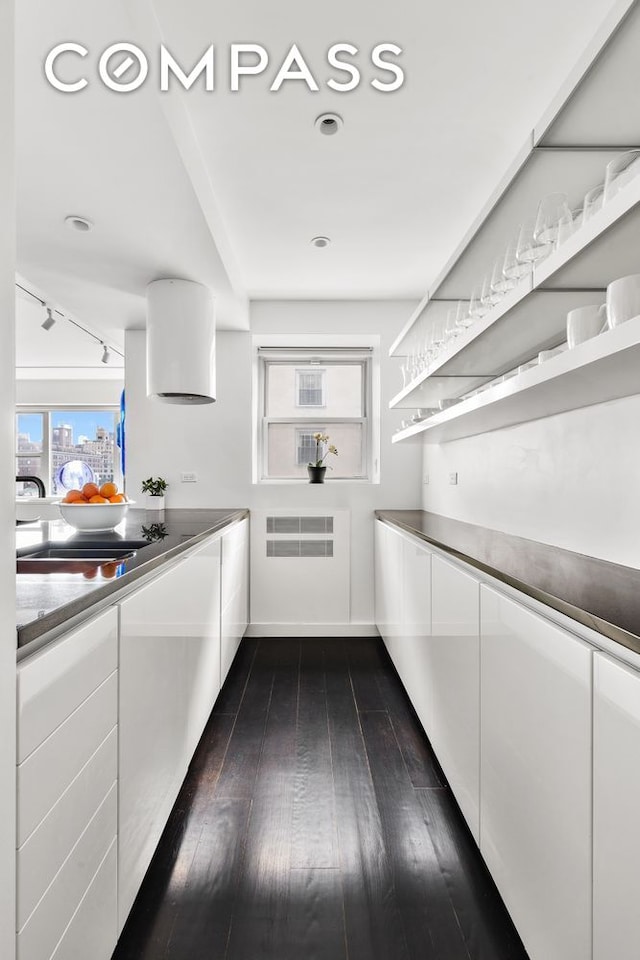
[146,278,216,404]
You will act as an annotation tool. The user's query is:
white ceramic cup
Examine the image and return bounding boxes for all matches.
[566,304,607,348]
[606,274,640,328]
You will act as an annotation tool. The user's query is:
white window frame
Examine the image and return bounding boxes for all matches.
[15,406,122,496]
[256,347,373,483]
[295,367,326,408]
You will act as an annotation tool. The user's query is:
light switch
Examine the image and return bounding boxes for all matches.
[181,472,198,483]
[449,472,458,485]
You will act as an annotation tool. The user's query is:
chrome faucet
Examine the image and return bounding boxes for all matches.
[17,475,46,498]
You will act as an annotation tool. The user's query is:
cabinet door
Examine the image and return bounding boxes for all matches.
[374,521,403,659]
[396,533,432,732]
[480,586,592,960]
[593,652,640,960]
[118,534,220,931]
[221,519,249,683]
[429,555,480,841]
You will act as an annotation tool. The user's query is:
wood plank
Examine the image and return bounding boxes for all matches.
[213,637,258,715]
[418,788,529,960]
[360,709,471,960]
[375,644,447,789]
[225,639,300,960]
[213,640,277,800]
[324,641,410,960]
[286,868,347,960]
[291,642,338,869]
[346,636,389,711]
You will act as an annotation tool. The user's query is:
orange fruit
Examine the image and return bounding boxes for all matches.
[100,562,118,579]
[76,498,91,505]
[82,483,100,499]
[109,494,126,503]
[89,495,108,504]
[100,482,118,499]
[64,489,84,503]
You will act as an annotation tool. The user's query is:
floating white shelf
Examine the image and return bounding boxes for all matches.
[392,315,640,444]
[389,0,640,361]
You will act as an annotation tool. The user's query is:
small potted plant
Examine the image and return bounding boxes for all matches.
[141,476,168,511]
[307,433,338,484]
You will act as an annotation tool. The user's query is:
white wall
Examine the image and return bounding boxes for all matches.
[16,378,123,406]
[126,300,422,626]
[1,0,16,956]
[422,394,640,569]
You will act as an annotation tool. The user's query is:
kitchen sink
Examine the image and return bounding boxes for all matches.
[17,539,152,561]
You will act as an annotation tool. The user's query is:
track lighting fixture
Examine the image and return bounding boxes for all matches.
[101,343,111,365]
[41,306,56,331]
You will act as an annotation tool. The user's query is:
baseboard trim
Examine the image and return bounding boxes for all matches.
[245,623,380,638]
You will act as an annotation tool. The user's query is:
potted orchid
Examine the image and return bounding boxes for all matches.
[307,433,338,484]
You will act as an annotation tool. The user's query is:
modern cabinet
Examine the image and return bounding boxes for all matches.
[429,555,480,841]
[16,607,118,960]
[480,585,592,960]
[593,652,640,960]
[375,521,431,728]
[118,533,221,930]
[220,518,249,684]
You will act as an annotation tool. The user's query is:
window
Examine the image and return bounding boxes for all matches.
[258,348,373,481]
[16,408,121,496]
[296,369,325,407]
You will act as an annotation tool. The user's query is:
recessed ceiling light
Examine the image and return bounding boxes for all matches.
[65,215,94,232]
[315,113,343,135]
[310,236,331,248]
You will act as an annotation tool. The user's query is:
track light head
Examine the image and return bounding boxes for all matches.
[101,343,111,365]
[41,306,56,331]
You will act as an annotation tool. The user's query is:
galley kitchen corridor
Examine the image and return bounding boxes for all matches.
[112,638,528,960]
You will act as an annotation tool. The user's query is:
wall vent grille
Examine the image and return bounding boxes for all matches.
[266,516,334,534]
[266,539,334,558]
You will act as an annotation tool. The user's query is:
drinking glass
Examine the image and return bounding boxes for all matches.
[516,218,551,265]
[445,307,462,343]
[555,206,582,247]
[503,236,532,282]
[469,283,490,319]
[490,256,515,295]
[604,150,640,204]
[533,193,571,245]
[481,273,502,309]
[583,184,604,222]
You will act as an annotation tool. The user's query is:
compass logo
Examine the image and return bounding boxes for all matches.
[44,42,405,94]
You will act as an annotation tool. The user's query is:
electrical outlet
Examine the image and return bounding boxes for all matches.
[449,472,458,485]
[181,472,198,483]
[423,474,430,485]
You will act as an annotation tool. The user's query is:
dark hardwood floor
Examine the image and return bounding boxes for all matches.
[113,637,529,960]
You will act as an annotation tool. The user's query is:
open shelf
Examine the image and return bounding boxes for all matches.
[392,314,640,444]
[389,0,640,360]
[389,285,608,409]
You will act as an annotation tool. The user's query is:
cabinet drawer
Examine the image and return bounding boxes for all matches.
[18,607,118,764]
[17,783,116,960]
[18,672,117,846]
[17,727,117,929]
[49,839,117,960]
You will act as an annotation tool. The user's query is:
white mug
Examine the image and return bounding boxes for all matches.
[606,274,640,328]
[566,304,607,348]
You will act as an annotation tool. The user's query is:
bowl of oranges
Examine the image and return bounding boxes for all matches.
[57,482,134,532]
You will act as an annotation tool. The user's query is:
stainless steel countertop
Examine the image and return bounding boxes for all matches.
[16,508,248,656]
[376,509,640,657]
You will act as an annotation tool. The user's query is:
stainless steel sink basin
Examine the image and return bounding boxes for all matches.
[17,539,151,561]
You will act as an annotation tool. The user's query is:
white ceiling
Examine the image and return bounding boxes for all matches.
[15,0,619,362]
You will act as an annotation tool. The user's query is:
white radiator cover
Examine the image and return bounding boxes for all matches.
[250,509,350,626]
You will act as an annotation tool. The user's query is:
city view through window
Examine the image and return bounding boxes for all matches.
[16,409,119,495]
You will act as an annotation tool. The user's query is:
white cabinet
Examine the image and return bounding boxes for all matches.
[429,555,480,841]
[375,521,431,727]
[118,533,221,930]
[220,518,249,683]
[480,585,592,960]
[16,608,118,960]
[593,652,640,960]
